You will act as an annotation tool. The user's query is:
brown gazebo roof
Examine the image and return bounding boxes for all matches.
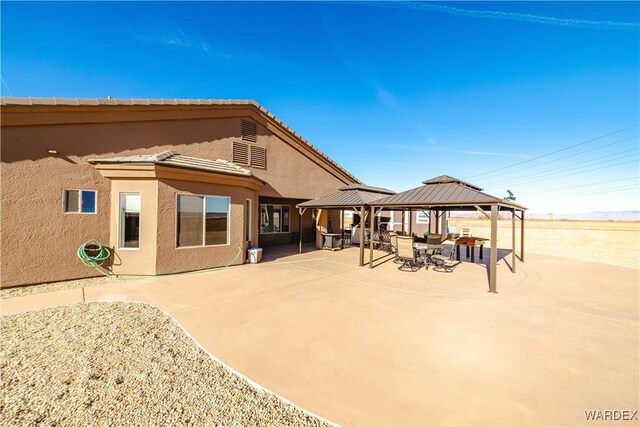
[370,175,526,211]
[297,184,395,209]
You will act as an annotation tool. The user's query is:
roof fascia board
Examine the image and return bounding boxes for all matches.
[93,163,263,191]
[1,100,360,186]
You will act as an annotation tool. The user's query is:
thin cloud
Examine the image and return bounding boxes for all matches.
[455,149,528,158]
[371,142,427,152]
[379,160,404,165]
[132,27,290,67]
[278,103,334,117]
[374,84,399,110]
[428,137,528,158]
[356,2,638,31]
[163,29,192,48]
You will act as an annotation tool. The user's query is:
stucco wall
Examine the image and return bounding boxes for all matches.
[0,154,110,287]
[155,179,257,275]
[109,180,159,276]
[1,109,356,288]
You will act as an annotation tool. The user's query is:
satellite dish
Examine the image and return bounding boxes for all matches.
[505,190,516,201]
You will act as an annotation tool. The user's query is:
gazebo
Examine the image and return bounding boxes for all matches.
[296,184,395,265]
[369,175,527,293]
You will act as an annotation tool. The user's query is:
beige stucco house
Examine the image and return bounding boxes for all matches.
[0,97,358,288]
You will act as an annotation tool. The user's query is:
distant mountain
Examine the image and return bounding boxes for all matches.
[450,211,640,220]
[527,211,640,221]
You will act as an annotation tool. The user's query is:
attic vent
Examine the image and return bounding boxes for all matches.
[232,142,249,165]
[242,120,257,142]
[250,146,267,169]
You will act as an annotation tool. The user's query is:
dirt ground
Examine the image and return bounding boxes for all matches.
[448,218,640,269]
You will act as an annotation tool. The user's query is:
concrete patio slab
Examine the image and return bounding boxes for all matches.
[2,245,638,426]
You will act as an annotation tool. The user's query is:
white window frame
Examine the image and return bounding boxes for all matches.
[175,193,231,249]
[118,192,141,250]
[245,199,252,242]
[62,189,97,214]
[259,204,291,234]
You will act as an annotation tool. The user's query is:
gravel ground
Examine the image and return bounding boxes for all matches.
[0,302,333,426]
[1,276,126,300]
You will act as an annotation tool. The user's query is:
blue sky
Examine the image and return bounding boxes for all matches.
[2,1,639,214]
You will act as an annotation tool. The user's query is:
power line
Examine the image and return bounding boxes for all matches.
[519,176,639,196]
[501,158,639,187]
[526,184,640,202]
[0,75,12,96]
[484,148,639,188]
[478,135,638,185]
[464,124,639,180]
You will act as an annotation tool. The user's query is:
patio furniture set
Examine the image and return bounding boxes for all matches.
[323,226,488,273]
[385,231,488,273]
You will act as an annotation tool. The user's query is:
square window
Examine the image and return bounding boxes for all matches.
[64,189,96,214]
[177,195,230,247]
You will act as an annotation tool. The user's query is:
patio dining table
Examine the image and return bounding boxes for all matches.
[413,242,442,265]
[454,237,486,263]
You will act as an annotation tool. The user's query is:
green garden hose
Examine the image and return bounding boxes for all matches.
[76,240,243,280]
[76,240,113,277]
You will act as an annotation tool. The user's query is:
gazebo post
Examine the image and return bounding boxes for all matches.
[490,205,498,293]
[369,206,375,268]
[429,210,437,234]
[401,210,406,236]
[341,209,345,249]
[408,209,413,237]
[440,210,447,239]
[359,206,365,267]
[512,209,516,273]
[520,210,525,262]
[298,207,306,254]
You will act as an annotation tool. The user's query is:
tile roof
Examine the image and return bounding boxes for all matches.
[1,97,361,184]
[87,150,254,178]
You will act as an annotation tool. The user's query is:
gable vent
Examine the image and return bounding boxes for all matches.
[250,146,267,169]
[242,120,257,142]
[232,142,249,165]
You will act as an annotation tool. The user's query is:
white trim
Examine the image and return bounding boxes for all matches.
[175,193,231,249]
[118,192,141,250]
[245,199,252,243]
[62,189,97,214]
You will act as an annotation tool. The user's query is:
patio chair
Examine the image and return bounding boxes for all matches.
[430,244,461,273]
[351,227,370,246]
[342,229,352,247]
[460,228,472,238]
[420,234,443,267]
[389,231,403,263]
[396,236,420,272]
[426,234,444,246]
[378,229,392,253]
